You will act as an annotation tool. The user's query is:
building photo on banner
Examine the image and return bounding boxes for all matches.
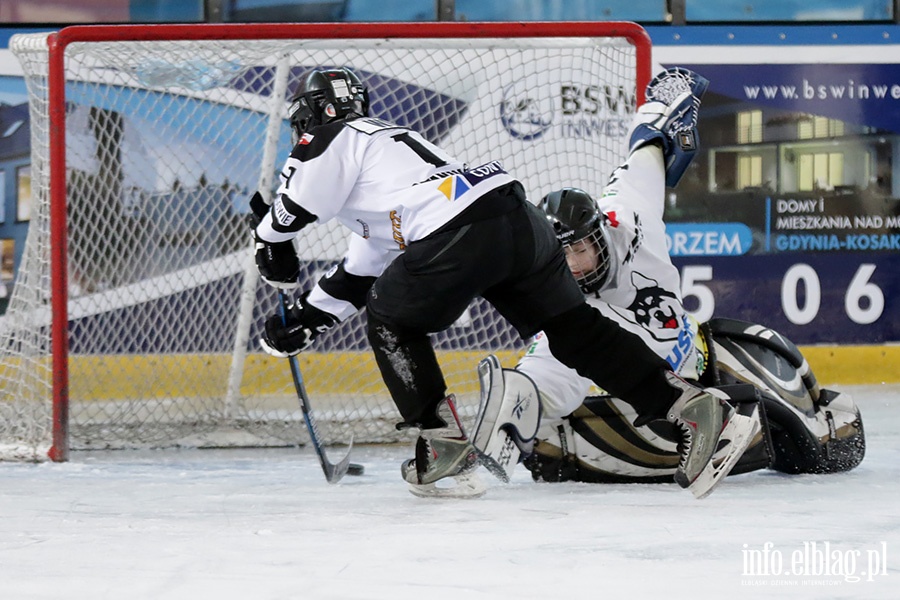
[651,27,900,363]
[0,16,898,600]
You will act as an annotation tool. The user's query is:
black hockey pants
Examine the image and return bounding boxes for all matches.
[366,182,675,428]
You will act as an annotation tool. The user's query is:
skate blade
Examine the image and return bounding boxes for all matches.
[476,449,512,483]
[689,407,762,500]
[406,471,487,499]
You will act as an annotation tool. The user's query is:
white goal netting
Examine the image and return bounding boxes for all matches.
[2,23,648,459]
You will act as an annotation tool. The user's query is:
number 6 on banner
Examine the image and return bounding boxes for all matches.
[845,264,883,325]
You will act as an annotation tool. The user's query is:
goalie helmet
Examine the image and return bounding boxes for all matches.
[289,67,369,141]
[539,187,612,294]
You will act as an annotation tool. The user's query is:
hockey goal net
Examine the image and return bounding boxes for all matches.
[3,22,650,460]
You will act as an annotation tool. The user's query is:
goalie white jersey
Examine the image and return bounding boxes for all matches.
[518,146,704,420]
[256,116,514,319]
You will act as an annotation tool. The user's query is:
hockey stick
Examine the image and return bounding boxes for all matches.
[278,290,365,482]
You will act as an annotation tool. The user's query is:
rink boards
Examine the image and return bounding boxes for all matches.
[2,345,889,404]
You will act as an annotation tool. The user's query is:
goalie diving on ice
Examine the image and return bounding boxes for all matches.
[470,68,864,490]
[252,66,758,498]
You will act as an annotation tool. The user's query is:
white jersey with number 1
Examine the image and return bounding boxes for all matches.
[255,116,514,320]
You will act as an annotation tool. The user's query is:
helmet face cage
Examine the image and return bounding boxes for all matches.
[289,68,369,142]
[565,226,611,293]
[539,188,612,293]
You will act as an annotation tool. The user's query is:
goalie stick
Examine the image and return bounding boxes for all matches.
[278,290,365,482]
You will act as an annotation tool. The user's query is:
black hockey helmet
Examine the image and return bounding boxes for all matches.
[289,67,369,141]
[539,187,612,293]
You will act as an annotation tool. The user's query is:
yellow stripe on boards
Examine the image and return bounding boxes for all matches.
[5,346,895,403]
[801,345,900,385]
[62,350,523,401]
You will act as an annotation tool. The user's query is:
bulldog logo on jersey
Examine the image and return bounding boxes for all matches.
[628,272,681,338]
[610,272,682,343]
[437,175,471,201]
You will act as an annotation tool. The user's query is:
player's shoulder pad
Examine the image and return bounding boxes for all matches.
[345,117,406,135]
[289,121,347,162]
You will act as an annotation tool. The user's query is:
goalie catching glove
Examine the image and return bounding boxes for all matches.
[628,67,709,188]
[260,292,339,357]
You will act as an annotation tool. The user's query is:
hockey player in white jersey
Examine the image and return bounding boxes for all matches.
[471,68,863,492]
[254,67,757,498]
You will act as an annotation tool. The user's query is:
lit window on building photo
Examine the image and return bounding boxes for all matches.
[17,165,30,222]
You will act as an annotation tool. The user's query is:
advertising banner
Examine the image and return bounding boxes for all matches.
[653,27,900,344]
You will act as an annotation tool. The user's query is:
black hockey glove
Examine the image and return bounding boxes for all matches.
[255,234,301,289]
[260,293,339,357]
[248,190,269,227]
[248,190,301,289]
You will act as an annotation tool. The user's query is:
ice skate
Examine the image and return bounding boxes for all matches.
[401,396,486,499]
[665,372,761,499]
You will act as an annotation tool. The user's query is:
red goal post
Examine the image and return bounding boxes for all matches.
[4,22,651,461]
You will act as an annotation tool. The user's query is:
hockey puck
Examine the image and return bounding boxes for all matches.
[347,463,365,476]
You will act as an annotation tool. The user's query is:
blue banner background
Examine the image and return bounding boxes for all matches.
[680,63,900,134]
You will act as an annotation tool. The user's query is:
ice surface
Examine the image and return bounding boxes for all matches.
[2,385,897,599]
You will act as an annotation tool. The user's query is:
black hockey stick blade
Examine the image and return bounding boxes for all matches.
[323,455,364,479]
[278,291,363,483]
[294,387,353,483]
[292,365,365,481]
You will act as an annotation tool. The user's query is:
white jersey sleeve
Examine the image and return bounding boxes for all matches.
[306,234,402,321]
[306,282,356,321]
[597,146,702,378]
[276,123,366,224]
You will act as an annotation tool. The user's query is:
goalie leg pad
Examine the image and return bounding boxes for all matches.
[471,355,542,482]
[765,388,865,474]
[704,318,865,474]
